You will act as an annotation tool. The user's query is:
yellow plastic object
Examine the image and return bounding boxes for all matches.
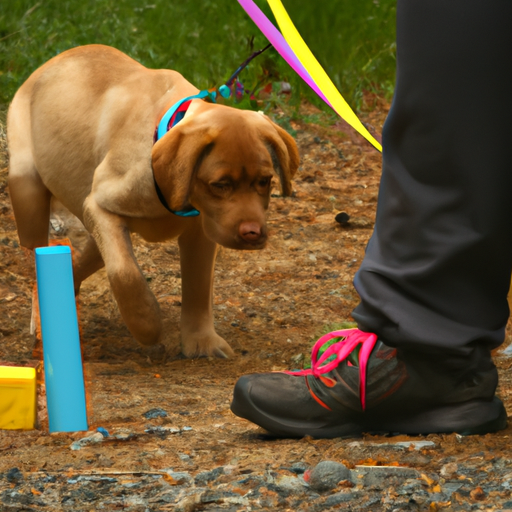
[266,0,382,152]
[0,366,37,430]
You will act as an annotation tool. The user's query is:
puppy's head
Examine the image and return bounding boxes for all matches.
[152,103,299,250]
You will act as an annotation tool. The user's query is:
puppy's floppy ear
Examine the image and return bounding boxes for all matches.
[260,116,300,197]
[151,123,216,212]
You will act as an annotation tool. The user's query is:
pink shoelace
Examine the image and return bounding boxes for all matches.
[287,328,377,410]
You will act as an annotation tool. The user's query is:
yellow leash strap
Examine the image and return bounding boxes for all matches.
[266,0,382,152]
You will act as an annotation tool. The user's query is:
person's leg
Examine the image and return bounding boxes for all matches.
[231,0,512,437]
[353,0,512,361]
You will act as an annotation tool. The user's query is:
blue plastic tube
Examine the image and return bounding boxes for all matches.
[35,246,88,433]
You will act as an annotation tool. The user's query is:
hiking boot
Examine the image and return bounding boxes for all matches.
[230,328,507,438]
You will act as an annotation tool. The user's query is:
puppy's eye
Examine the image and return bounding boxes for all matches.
[211,181,231,192]
[258,177,272,188]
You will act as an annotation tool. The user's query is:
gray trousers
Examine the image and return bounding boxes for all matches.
[352,0,512,364]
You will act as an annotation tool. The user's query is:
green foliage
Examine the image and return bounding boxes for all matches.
[0,0,396,112]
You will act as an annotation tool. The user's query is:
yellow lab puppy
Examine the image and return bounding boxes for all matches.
[7,45,299,358]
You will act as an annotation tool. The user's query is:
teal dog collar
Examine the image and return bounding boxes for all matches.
[153,89,218,217]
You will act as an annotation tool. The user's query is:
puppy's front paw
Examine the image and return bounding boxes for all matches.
[181,332,235,359]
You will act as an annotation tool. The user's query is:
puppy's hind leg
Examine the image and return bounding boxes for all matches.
[8,150,52,340]
[8,159,52,250]
[7,92,52,250]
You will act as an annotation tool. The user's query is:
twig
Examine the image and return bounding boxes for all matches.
[27,469,169,477]
[0,30,22,42]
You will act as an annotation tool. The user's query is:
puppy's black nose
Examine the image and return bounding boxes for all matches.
[239,222,264,243]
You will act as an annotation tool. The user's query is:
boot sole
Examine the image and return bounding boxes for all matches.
[232,388,508,439]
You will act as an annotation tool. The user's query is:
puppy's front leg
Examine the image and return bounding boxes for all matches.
[83,197,162,346]
[178,221,234,358]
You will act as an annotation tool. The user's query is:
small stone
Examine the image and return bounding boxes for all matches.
[0,292,17,303]
[6,467,23,483]
[347,440,436,451]
[114,432,137,442]
[143,407,168,419]
[398,479,425,496]
[145,426,181,437]
[275,474,307,492]
[70,431,105,450]
[440,462,458,478]
[391,441,436,451]
[175,493,202,512]
[49,215,67,234]
[291,353,304,366]
[289,462,308,474]
[164,470,193,485]
[441,482,463,497]
[201,490,243,504]
[323,491,362,507]
[308,461,350,492]
[355,466,421,488]
[195,467,224,485]
[335,212,350,224]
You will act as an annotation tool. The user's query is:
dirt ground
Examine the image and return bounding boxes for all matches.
[2,100,512,511]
